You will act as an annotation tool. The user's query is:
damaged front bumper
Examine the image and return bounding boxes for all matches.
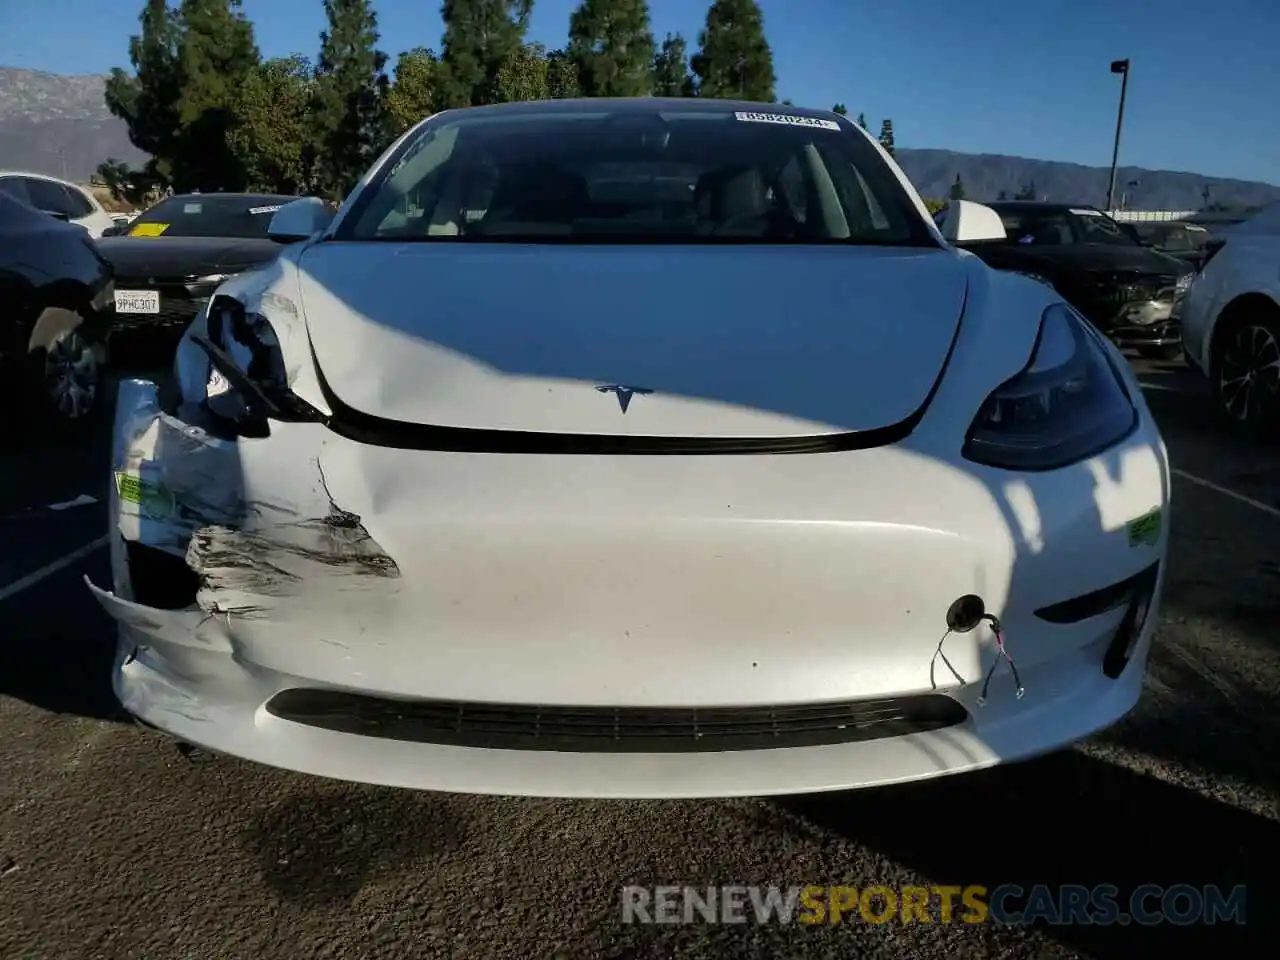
[88,376,1168,798]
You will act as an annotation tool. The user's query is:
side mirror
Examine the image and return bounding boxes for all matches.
[42,209,71,222]
[267,197,334,244]
[940,200,1007,244]
[101,224,124,237]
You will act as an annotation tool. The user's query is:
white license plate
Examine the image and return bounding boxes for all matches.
[114,290,160,314]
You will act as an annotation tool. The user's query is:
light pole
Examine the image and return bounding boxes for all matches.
[1105,59,1130,212]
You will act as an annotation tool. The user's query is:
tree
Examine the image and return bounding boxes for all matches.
[104,0,184,189]
[229,55,320,193]
[1014,180,1037,200]
[438,0,533,107]
[997,189,1008,201]
[384,47,439,135]
[877,118,895,157]
[949,173,965,201]
[651,32,694,97]
[832,103,847,115]
[492,42,552,101]
[312,0,389,200]
[568,0,655,97]
[172,0,261,191]
[690,0,776,102]
[856,111,867,130]
[546,49,582,98]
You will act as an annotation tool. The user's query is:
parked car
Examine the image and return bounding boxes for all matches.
[1130,220,1216,270]
[0,171,118,238]
[89,99,1168,800]
[96,192,299,341]
[0,192,113,431]
[1177,201,1280,436]
[937,201,1194,360]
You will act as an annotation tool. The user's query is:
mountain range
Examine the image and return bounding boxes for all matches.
[3,66,1278,211]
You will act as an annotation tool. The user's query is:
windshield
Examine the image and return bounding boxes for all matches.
[126,195,293,238]
[337,107,935,246]
[994,207,1138,247]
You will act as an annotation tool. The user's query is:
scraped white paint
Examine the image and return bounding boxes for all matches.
[0,535,109,604]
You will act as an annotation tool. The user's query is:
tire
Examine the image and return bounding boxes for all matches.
[1137,342,1183,361]
[1210,310,1280,440]
[23,308,106,438]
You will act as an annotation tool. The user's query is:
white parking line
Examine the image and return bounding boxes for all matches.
[0,534,110,605]
[1173,468,1280,520]
[1138,380,1188,394]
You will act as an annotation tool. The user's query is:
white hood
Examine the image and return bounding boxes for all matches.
[295,242,969,439]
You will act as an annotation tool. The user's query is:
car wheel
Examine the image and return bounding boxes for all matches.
[1213,313,1280,438]
[24,309,105,435]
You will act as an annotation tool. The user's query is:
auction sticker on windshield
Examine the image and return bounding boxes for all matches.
[129,222,169,237]
[250,205,283,215]
[734,112,840,131]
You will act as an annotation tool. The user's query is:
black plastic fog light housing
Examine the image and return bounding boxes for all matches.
[1102,562,1159,679]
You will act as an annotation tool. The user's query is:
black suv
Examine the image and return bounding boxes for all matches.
[941,201,1194,359]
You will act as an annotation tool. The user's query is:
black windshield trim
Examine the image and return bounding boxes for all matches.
[306,286,967,455]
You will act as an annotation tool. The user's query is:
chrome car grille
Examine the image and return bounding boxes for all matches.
[265,689,969,753]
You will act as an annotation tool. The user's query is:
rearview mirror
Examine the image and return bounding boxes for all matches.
[940,200,1007,244]
[267,197,334,244]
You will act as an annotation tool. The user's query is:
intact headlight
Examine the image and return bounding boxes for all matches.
[963,303,1137,471]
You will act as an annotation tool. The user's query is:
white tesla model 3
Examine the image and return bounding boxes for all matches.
[88,99,1170,799]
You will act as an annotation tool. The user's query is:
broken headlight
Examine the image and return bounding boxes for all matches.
[962,303,1137,471]
[193,298,326,437]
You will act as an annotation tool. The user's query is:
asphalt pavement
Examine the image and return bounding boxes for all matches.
[1,354,1277,960]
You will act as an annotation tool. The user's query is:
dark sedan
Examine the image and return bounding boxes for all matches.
[97,192,298,340]
[943,201,1194,359]
[0,192,114,433]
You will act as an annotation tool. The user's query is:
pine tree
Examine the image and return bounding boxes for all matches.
[949,173,965,201]
[689,0,776,102]
[856,111,867,130]
[104,0,184,191]
[832,103,847,115]
[173,0,260,190]
[1014,180,1037,200]
[878,118,895,157]
[568,0,656,97]
[313,0,389,200]
[651,32,694,97]
[438,0,533,107]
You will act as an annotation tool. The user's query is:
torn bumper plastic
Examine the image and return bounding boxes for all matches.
[89,377,1169,798]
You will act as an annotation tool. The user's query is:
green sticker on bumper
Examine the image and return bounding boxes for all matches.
[1126,507,1162,547]
[114,470,175,517]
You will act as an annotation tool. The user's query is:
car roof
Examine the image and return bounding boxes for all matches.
[162,192,298,202]
[986,201,1097,215]
[432,97,845,124]
[0,170,86,187]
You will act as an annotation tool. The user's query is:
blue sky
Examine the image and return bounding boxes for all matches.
[3,0,1276,184]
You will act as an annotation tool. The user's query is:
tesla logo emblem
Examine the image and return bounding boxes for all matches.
[596,384,653,413]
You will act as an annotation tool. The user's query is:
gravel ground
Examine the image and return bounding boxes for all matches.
[0,355,1275,960]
